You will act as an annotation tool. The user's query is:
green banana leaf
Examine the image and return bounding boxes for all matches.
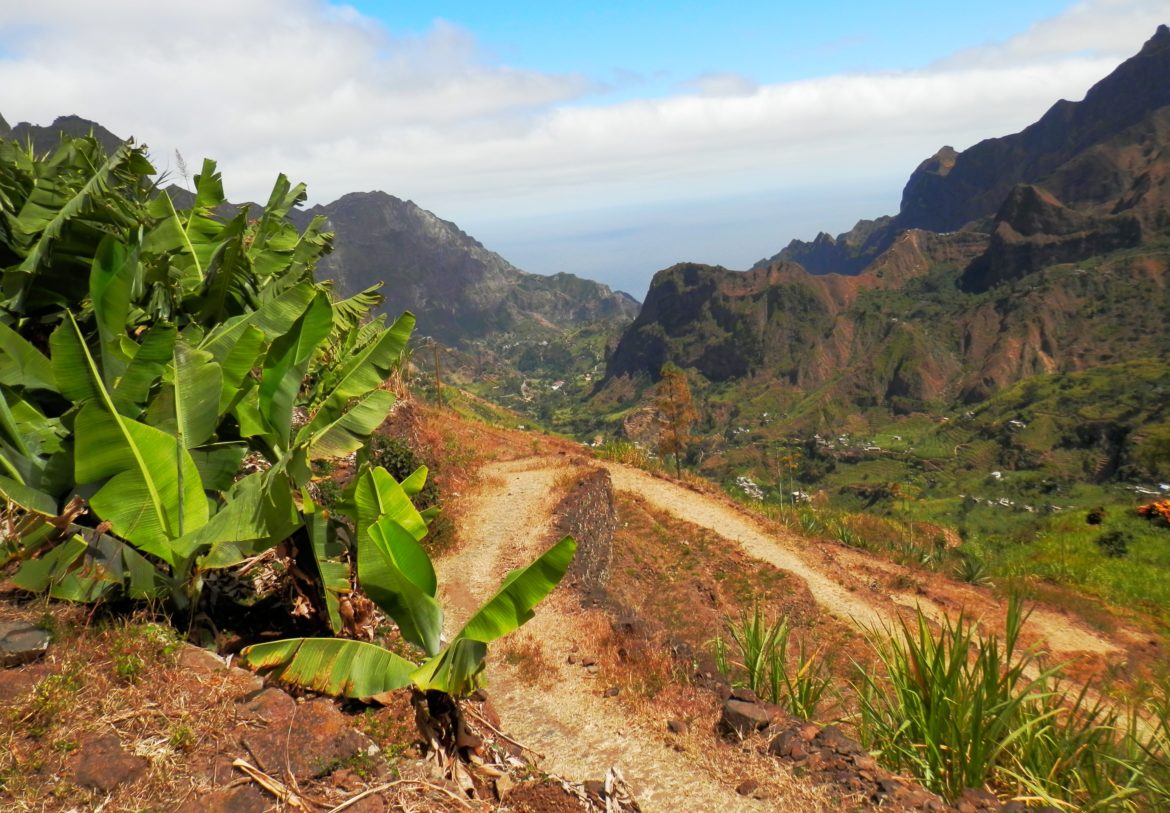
[15,140,153,285]
[178,470,298,569]
[0,320,56,392]
[350,465,430,550]
[258,293,333,447]
[296,388,395,460]
[215,324,265,414]
[315,312,414,414]
[112,324,177,415]
[238,637,417,699]
[363,515,443,655]
[89,234,138,387]
[412,535,576,695]
[0,473,56,516]
[304,496,349,634]
[330,284,384,333]
[189,443,248,492]
[11,523,170,602]
[199,279,315,364]
[54,312,208,558]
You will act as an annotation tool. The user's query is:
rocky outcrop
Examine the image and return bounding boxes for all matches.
[960,184,1144,292]
[0,114,125,157]
[899,25,1170,232]
[294,191,639,346]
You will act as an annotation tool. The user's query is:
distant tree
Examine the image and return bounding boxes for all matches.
[655,363,699,477]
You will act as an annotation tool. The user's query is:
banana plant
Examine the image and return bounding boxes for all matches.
[239,464,577,698]
[0,134,415,620]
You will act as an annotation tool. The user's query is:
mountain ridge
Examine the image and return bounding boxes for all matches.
[0,114,637,348]
[606,25,1170,416]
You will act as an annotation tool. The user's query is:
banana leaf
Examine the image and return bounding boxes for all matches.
[412,536,576,695]
[363,515,443,655]
[55,312,207,559]
[238,637,417,699]
[296,389,395,460]
[112,324,177,415]
[199,279,315,364]
[0,319,55,392]
[177,469,298,569]
[304,495,349,634]
[315,312,414,414]
[258,293,332,448]
[89,234,138,387]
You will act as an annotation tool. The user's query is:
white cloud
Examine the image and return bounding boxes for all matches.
[0,0,1164,272]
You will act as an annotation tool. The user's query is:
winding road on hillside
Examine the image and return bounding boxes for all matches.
[433,454,1126,812]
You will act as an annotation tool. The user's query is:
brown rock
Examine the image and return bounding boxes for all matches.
[768,730,807,761]
[720,699,771,738]
[603,686,620,697]
[70,729,147,792]
[814,724,862,755]
[735,779,759,796]
[730,687,758,703]
[798,722,819,741]
[241,686,295,722]
[242,697,375,781]
[177,785,270,813]
[0,621,51,667]
[666,718,688,735]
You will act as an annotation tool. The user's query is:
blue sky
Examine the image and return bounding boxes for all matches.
[0,1,1164,297]
[360,1,1072,91]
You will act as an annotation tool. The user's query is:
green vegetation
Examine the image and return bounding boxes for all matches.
[711,600,1170,809]
[713,604,834,721]
[856,600,1169,810]
[655,363,699,477]
[0,134,413,624]
[239,464,576,698]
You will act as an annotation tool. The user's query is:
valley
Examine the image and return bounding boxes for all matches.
[3,14,1170,813]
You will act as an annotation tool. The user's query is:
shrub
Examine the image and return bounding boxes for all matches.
[1095,530,1131,558]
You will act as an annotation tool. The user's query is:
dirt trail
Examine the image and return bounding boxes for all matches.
[600,462,1121,659]
[434,457,798,813]
[435,454,1125,811]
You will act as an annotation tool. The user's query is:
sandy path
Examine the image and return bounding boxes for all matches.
[599,461,1121,659]
[435,454,1128,810]
[434,457,778,813]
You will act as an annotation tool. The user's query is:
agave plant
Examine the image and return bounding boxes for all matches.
[0,134,413,620]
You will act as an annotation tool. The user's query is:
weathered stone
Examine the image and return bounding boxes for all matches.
[720,699,771,737]
[0,621,50,667]
[666,718,688,735]
[176,785,270,813]
[956,787,1003,812]
[768,730,808,760]
[603,686,620,697]
[814,724,862,755]
[178,644,226,673]
[242,696,375,781]
[735,779,759,796]
[240,686,295,722]
[70,729,147,792]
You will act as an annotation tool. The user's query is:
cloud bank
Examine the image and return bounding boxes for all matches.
[0,0,1165,290]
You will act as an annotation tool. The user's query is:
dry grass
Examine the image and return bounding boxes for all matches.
[497,633,559,691]
[0,604,260,811]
